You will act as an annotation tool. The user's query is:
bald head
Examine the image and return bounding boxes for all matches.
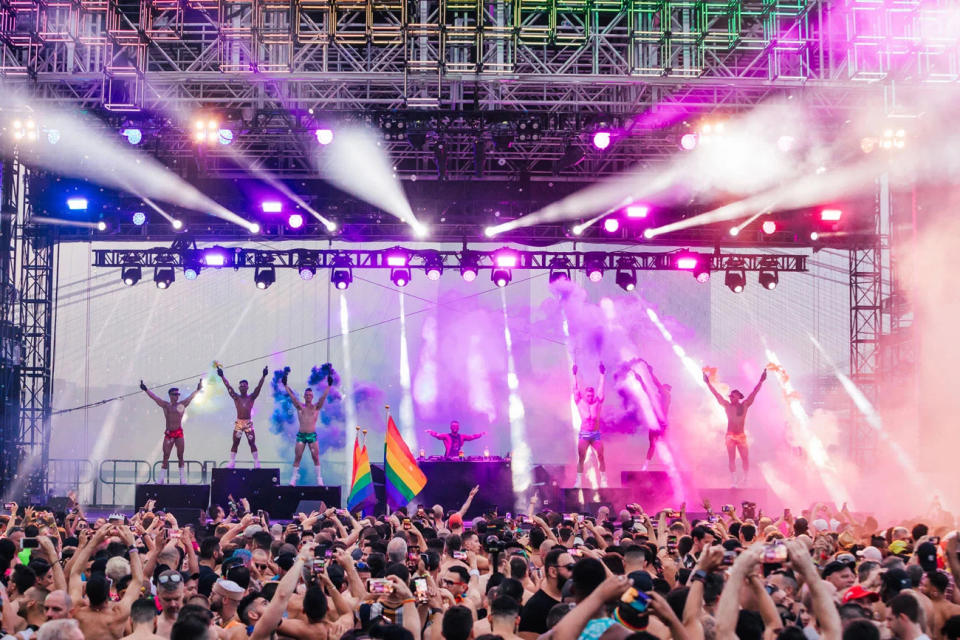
[44,590,71,621]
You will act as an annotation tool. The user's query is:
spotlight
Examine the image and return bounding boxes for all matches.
[248,223,260,234]
[491,268,511,288]
[674,252,699,271]
[46,129,60,145]
[625,204,649,219]
[121,128,143,145]
[810,231,820,241]
[493,249,520,268]
[202,247,229,267]
[261,201,283,213]
[615,258,637,292]
[218,129,234,145]
[11,119,38,143]
[483,227,497,238]
[193,117,220,144]
[132,211,147,226]
[423,251,443,281]
[820,208,842,222]
[384,248,409,267]
[758,270,778,290]
[776,135,795,152]
[287,214,304,229]
[693,263,711,284]
[390,268,411,287]
[154,266,175,289]
[679,133,698,150]
[725,270,746,293]
[571,225,584,236]
[299,264,316,280]
[316,128,334,145]
[324,221,338,233]
[412,223,430,239]
[97,221,107,231]
[592,131,611,150]
[548,256,571,283]
[254,266,276,290]
[121,265,141,286]
[183,258,201,281]
[762,220,777,235]
[331,254,353,290]
[172,219,184,230]
[66,197,88,211]
[603,217,620,233]
[584,253,605,283]
[459,252,479,282]
[729,226,740,237]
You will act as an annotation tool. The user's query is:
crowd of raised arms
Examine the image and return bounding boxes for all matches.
[1,492,959,640]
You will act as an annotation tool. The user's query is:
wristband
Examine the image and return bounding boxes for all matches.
[128,546,139,554]
[690,569,707,583]
[429,608,443,616]
[401,598,417,605]
[468,569,480,578]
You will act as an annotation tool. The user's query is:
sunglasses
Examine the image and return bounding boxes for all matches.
[256,564,269,571]
[158,573,183,585]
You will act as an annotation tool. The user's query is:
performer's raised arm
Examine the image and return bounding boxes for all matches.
[250,365,268,400]
[463,431,486,442]
[217,367,237,398]
[596,362,606,403]
[316,374,334,408]
[283,370,303,410]
[182,378,203,406]
[140,380,166,407]
[645,360,665,392]
[744,370,767,407]
[571,364,582,403]
[703,372,729,406]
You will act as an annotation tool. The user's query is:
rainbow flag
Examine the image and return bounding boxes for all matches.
[384,416,427,508]
[347,436,376,513]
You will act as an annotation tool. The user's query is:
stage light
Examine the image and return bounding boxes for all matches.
[642,229,654,239]
[729,226,740,237]
[390,268,411,287]
[154,266,175,289]
[820,208,842,222]
[725,270,746,293]
[316,128,334,145]
[248,223,260,234]
[592,131,611,150]
[693,263,710,283]
[674,253,699,270]
[625,204,649,218]
[758,270,779,290]
[11,119,38,143]
[193,117,220,144]
[603,217,620,233]
[46,129,60,145]
[385,248,409,267]
[571,225,584,236]
[202,248,229,267]
[132,211,147,226]
[491,268,511,288]
[218,129,234,145]
[615,257,637,292]
[777,135,795,152]
[423,251,443,281]
[810,231,820,241]
[679,133,698,150]
[121,265,141,286]
[121,128,142,145]
[412,223,429,239]
[584,253,605,283]
[548,256,571,283]
[183,258,201,280]
[484,227,497,238]
[261,201,283,213]
[66,197,88,211]
[459,252,479,282]
[331,254,353,290]
[762,220,777,234]
[299,265,316,280]
[96,221,107,231]
[494,249,519,268]
[287,214,304,229]
[172,219,184,230]
[297,252,317,281]
[254,266,276,289]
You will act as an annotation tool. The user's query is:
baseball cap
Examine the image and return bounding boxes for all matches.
[448,513,463,529]
[822,560,855,579]
[243,525,263,538]
[857,546,883,562]
[882,568,912,596]
[842,585,880,604]
[915,542,938,572]
[888,540,909,556]
[812,519,829,532]
[627,570,654,592]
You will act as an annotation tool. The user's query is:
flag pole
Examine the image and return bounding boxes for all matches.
[383,405,391,517]
[361,428,367,447]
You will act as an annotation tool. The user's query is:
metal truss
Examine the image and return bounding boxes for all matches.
[0,156,22,496]
[92,244,807,272]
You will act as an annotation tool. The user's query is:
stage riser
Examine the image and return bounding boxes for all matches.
[209,468,282,510]
[135,484,211,511]
[620,471,674,512]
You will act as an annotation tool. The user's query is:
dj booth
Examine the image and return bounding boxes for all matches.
[373,458,513,518]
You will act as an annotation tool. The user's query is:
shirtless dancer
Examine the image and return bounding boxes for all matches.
[282,370,333,486]
[572,362,606,488]
[703,369,766,486]
[636,360,671,471]
[140,379,202,484]
[217,365,268,468]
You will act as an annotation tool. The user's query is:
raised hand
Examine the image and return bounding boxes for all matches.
[760,370,768,382]
[702,372,710,383]
[262,366,269,378]
[281,371,289,386]
[217,368,224,377]
[572,364,578,376]
[327,375,334,386]
[196,378,203,391]
[139,380,147,391]
[599,362,606,374]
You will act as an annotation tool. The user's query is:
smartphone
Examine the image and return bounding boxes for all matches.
[721,505,733,513]
[403,518,411,530]
[708,516,719,523]
[763,542,788,564]
[620,587,650,613]
[569,547,583,557]
[170,530,181,539]
[368,578,395,594]
[414,577,428,603]
[315,544,331,557]
[337,509,348,516]
[505,512,512,521]
[666,535,677,550]
[108,514,123,524]
[3,503,13,511]
[722,549,738,566]
[21,538,39,549]
[313,558,326,572]
[452,550,467,561]
[929,537,940,545]
[665,510,680,519]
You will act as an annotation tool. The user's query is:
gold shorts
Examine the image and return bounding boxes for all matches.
[234,419,255,434]
[725,432,748,446]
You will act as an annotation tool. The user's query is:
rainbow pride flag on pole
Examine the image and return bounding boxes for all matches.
[347,432,376,513]
[384,415,427,509]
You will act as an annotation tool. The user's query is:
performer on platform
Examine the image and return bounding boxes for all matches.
[636,360,671,471]
[217,365,268,469]
[282,370,333,486]
[572,362,606,488]
[425,421,486,458]
[703,369,767,486]
[140,379,203,484]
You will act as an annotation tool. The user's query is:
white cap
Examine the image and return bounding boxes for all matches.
[858,546,883,562]
[243,525,264,537]
[812,518,829,532]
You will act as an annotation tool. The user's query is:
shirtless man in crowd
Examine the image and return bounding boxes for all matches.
[282,369,334,486]
[217,365,269,468]
[140,379,203,484]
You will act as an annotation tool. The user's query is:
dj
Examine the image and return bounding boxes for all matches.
[425,421,486,458]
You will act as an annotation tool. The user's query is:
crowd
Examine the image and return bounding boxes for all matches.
[0,492,959,640]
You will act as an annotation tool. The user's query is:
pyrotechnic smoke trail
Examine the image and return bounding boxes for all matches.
[502,289,532,495]
[398,292,417,448]
[561,313,581,436]
[339,294,358,488]
[808,335,923,480]
[763,348,851,507]
[413,314,439,417]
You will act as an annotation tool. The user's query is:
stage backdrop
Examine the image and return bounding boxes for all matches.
[50,241,851,506]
